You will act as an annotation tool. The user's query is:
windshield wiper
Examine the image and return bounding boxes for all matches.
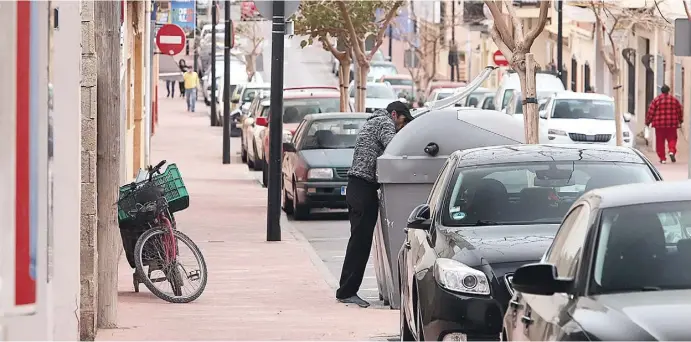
[474,220,499,226]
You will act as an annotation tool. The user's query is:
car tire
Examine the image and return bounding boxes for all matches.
[251,144,263,171]
[246,143,255,169]
[282,179,294,214]
[204,98,210,106]
[292,182,310,220]
[261,163,268,188]
[241,145,247,163]
[400,284,414,342]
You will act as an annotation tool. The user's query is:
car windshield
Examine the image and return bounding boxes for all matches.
[552,99,616,120]
[366,85,396,99]
[436,91,454,100]
[385,78,414,86]
[513,92,555,114]
[369,66,398,79]
[302,118,366,150]
[444,161,656,226]
[466,92,488,107]
[242,87,268,102]
[592,201,691,294]
[282,98,341,123]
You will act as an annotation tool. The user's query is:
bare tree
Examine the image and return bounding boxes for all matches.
[399,9,445,100]
[587,0,668,145]
[338,0,403,112]
[485,0,550,143]
[234,21,264,82]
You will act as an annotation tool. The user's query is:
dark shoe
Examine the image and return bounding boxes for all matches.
[337,295,370,308]
[670,153,676,163]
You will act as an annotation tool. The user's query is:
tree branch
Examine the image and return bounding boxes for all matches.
[592,3,616,71]
[524,1,551,47]
[490,24,514,62]
[321,36,347,60]
[367,0,403,60]
[336,0,366,64]
[684,0,691,19]
[504,1,524,41]
[485,1,516,50]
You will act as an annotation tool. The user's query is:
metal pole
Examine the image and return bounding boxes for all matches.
[388,25,393,61]
[222,0,231,164]
[210,0,218,126]
[193,0,199,72]
[267,0,285,242]
[556,0,564,86]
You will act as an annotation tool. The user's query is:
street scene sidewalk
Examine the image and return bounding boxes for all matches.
[96,93,397,341]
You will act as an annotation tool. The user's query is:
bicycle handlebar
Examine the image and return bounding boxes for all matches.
[148,160,167,180]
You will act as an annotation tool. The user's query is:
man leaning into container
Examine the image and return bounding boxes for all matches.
[336,101,414,308]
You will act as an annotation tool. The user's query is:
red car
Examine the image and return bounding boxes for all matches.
[255,87,354,187]
[240,1,259,21]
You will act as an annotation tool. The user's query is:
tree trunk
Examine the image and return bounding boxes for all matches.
[246,55,255,82]
[518,53,540,144]
[356,63,369,112]
[612,69,624,146]
[95,0,121,328]
[338,57,351,111]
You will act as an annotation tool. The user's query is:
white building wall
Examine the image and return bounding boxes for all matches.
[51,1,81,340]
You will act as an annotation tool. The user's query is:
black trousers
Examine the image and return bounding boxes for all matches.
[178,81,185,97]
[336,176,380,299]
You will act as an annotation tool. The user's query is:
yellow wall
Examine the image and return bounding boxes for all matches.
[124,0,148,179]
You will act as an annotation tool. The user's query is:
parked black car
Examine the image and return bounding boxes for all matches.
[505,180,691,341]
[399,144,662,341]
[281,113,367,220]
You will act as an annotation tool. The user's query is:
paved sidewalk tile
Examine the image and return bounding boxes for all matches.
[96,93,397,341]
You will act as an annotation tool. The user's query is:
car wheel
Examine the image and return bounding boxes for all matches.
[282,178,294,214]
[204,98,210,106]
[261,163,268,188]
[415,297,425,341]
[292,182,310,220]
[400,284,414,342]
[246,143,255,169]
[251,144,263,171]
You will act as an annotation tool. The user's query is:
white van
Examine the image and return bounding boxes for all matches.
[494,71,565,111]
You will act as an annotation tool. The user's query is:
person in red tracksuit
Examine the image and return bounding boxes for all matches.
[646,85,683,164]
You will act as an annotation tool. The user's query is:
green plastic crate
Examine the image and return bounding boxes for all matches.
[118,163,190,223]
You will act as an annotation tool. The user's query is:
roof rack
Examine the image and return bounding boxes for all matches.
[283,86,339,92]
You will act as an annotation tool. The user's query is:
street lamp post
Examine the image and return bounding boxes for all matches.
[267,0,285,242]
[222,0,231,164]
[210,0,218,126]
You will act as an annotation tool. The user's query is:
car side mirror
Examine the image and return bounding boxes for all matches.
[511,263,571,296]
[282,142,296,153]
[539,111,548,119]
[623,112,633,122]
[407,204,431,230]
[424,142,439,156]
[241,103,250,111]
[255,117,268,127]
[231,98,240,104]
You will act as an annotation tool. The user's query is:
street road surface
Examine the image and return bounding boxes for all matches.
[247,21,387,308]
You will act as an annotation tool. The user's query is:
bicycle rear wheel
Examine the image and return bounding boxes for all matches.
[133,227,207,303]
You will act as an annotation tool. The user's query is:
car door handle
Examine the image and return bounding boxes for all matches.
[521,315,533,325]
[404,240,411,249]
[509,299,522,309]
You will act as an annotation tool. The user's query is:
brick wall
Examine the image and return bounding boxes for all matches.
[80,0,98,340]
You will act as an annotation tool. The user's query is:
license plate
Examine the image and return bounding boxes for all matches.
[341,186,347,196]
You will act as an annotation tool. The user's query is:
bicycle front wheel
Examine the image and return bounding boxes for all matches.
[133,227,208,303]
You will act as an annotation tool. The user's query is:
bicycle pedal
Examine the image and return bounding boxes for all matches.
[188,270,200,281]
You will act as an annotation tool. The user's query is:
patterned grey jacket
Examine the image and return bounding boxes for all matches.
[347,109,397,183]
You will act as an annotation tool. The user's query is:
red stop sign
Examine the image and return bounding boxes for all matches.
[493,50,509,66]
[156,24,186,56]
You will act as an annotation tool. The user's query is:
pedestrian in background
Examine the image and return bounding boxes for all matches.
[178,59,187,97]
[183,67,200,112]
[646,84,683,164]
[336,101,414,308]
[166,79,175,98]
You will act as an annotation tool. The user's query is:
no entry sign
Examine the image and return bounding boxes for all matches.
[156,24,186,56]
[493,50,509,67]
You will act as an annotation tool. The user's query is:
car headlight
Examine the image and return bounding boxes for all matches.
[433,258,490,295]
[548,129,567,136]
[282,130,293,143]
[307,168,333,179]
[622,131,630,137]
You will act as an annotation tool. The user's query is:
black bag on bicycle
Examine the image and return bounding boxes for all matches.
[120,182,165,268]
